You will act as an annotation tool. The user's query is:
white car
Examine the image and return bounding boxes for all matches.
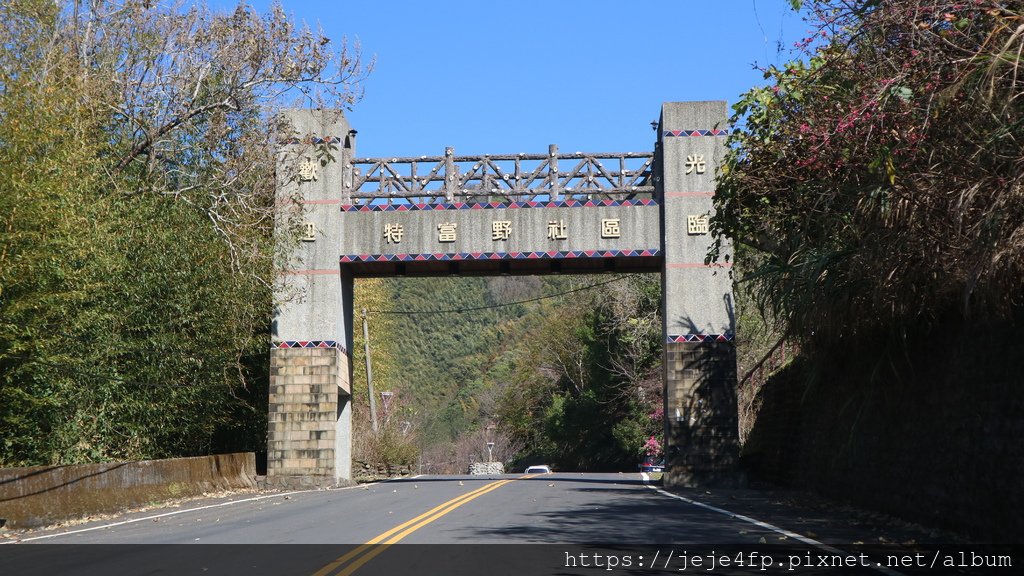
[524,465,552,474]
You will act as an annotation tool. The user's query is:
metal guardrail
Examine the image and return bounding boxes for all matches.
[343,145,655,204]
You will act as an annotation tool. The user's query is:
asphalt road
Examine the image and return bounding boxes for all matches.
[5,473,791,545]
[0,473,949,575]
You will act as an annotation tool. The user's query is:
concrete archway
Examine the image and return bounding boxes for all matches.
[267,102,738,489]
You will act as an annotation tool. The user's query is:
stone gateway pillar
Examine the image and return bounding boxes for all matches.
[658,101,740,487]
[267,110,355,488]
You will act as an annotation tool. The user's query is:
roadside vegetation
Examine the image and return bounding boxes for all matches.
[717,0,1024,346]
[0,0,369,466]
[717,0,1024,538]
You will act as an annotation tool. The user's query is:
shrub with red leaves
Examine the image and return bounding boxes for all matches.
[716,0,1024,342]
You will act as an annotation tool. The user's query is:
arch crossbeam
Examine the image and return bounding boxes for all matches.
[345,145,654,204]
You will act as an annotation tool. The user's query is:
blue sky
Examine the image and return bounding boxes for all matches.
[217,1,805,158]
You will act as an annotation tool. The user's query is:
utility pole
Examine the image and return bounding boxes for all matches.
[362,307,378,434]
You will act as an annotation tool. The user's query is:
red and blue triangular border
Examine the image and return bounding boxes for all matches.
[665,333,735,343]
[271,340,348,354]
[339,249,661,263]
[662,129,731,138]
[340,198,658,212]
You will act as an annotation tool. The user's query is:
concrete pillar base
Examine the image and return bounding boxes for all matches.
[663,341,741,488]
[260,474,354,490]
[267,346,352,485]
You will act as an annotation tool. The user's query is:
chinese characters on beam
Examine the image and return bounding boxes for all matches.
[548,218,621,240]
[547,220,567,240]
[492,221,511,241]
[438,223,457,242]
[383,223,404,243]
[601,218,621,238]
[380,218,624,244]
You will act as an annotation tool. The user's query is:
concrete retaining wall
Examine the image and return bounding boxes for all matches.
[742,311,1024,540]
[0,453,257,529]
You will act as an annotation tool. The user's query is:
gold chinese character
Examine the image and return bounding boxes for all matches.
[601,218,621,239]
[685,154,706,175]
[687,214,710,235]
[438,222,458,242]
[383,223,404,243]
[492,220,512,241]
[301,222,316,242]
[297,157,318,182]
[547,220,567,240]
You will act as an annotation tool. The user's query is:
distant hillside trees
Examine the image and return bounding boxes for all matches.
[496,274,663,471]
[352,275,663,474]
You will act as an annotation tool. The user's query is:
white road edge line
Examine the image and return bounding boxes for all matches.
[639,473,902,576]
[3,482,379,544]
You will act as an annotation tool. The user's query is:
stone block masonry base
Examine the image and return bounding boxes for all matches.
[267,347,352,488]
[663,341,741,488]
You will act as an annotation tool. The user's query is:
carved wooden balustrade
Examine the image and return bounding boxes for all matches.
[343,145,656,204]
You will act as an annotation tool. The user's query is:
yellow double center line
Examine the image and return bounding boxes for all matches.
[313,477,522,576]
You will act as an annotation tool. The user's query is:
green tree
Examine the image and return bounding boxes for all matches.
[0,0,370,465]
[0,0,116,463]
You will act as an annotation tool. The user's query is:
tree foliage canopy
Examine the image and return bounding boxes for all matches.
[495,275,664,471]
[0,0,369,466]
[716,0,1024,342]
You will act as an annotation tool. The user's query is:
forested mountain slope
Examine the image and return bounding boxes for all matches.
[351,274,664,473]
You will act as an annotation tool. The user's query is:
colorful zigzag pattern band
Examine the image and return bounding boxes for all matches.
[666,334,735,343]
[340,249,661,263]
[272,336,729,348]
[340,198,657,212]
[662,129,730,137]
[272,340,347,353]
